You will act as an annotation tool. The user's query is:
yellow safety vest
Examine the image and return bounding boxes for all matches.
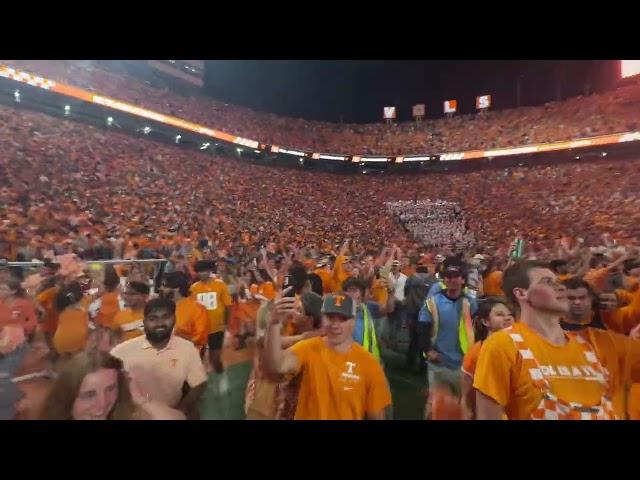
[360,305,381,362]
[425,294,474,355]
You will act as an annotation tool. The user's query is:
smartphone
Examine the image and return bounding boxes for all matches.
[282,275,296,297]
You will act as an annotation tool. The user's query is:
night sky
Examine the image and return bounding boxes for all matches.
[203,60,621,124]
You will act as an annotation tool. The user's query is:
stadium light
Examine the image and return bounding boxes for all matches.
[143,127,151,135]
[107,116,114,126]
[200,142,210,150]
[64,105,71,116]
[175,134,182,144]
[601,152,608,157]
[14,89,20,103]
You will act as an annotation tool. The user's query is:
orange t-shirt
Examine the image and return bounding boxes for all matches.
[474,322,640,420]
[97,291,121,329]
[174,297,209,347]
[1,298,37,337]
[112,308,145,340]
[36,287,59,335]
[289,337,392,420]
[462,340,483,377]
[483,271,504,297]
[190,278,233,334]
[257,281,276,301]
[313,268,334,295]
[53,306,89,354]
[333,256,353,292]
[584,267,612,294]
[627,383,640,420]
[370,278,389,308]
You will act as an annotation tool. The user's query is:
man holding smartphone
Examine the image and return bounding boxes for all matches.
[264,291,392,420]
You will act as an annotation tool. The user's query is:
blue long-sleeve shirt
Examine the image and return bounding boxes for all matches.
[418,291,478,369]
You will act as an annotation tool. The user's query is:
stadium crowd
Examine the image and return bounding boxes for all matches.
[2,62,640,420]
[386,200,474,250]
[4,60,640,155]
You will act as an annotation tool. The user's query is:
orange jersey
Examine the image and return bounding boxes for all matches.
[474,322,640,420]
[174,297,209,347]
[190,278,233,334]
[289,337,392,420]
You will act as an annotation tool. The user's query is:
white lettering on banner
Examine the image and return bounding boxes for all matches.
[571,366,583,376]
[196,292,218,310]
[279,148,306,156]
[93,96,167,124]
[618,132,640,143]
[477,95,491,109]
[483,146,538,158]
[318,154,346,161]
[234,137,259,149]
[569,140,592,148]
[557,366,571,376]
[444,100,457,113]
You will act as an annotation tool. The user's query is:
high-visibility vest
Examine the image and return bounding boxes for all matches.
[437,281,475,298]
[360,304,381,362]
[425,294,474,354]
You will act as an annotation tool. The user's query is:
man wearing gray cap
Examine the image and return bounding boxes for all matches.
[264,291,392,420]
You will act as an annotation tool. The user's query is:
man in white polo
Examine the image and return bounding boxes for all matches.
[111,297,208,419]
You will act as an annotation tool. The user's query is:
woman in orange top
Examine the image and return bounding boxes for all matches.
[461,297,514,420]
[53,282,90,356]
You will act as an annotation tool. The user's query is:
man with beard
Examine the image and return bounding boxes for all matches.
[111,298,208,419]
[475,261,640,420]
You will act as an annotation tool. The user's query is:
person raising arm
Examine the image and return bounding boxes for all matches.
[264,290,392,420]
